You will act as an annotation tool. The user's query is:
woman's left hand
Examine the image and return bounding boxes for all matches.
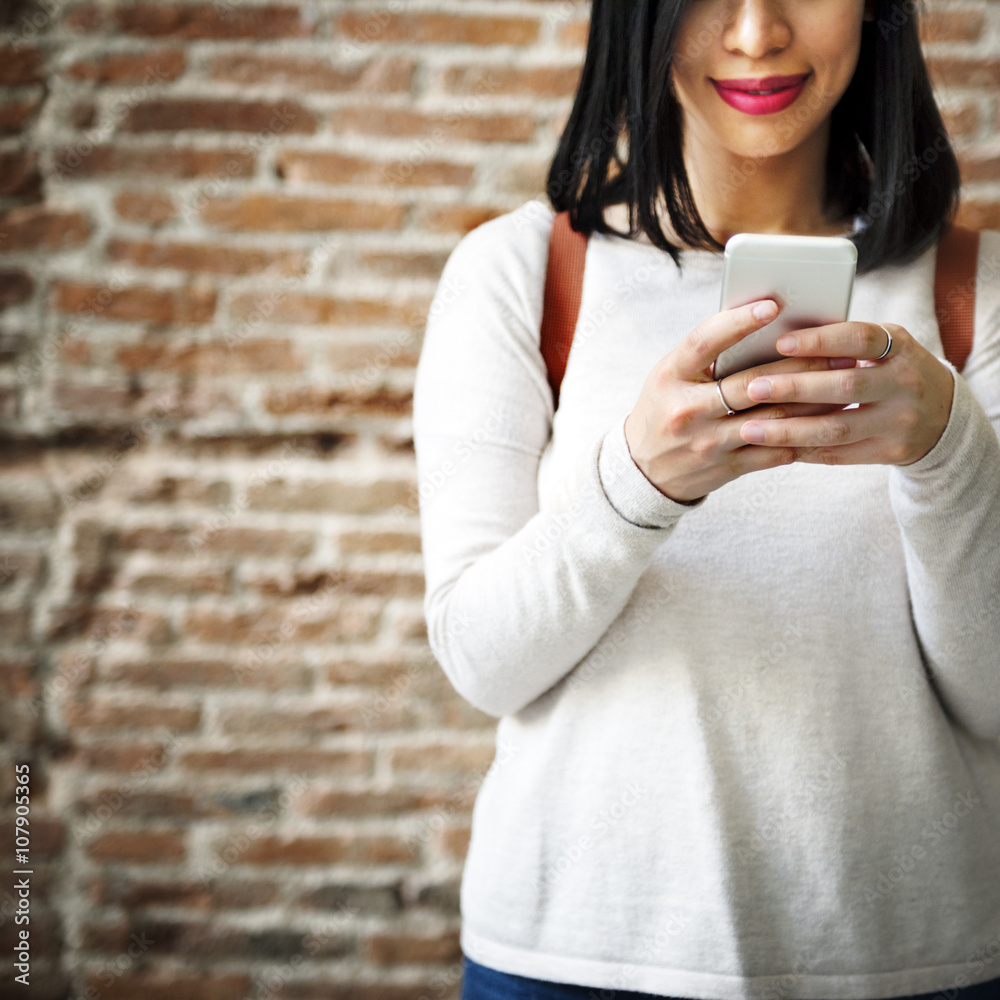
[738,321,955,466]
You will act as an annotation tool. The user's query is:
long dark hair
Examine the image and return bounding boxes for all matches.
[547,0,961,275]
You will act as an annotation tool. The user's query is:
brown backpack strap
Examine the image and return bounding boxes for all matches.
[540,210,588,409]
[935,223,980,373]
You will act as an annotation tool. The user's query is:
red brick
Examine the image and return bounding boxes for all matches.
[957,201,1000,230]
[45,379,171,421]
[87,875,281,910]
[352,249,451,280]
[328,339,421,371]
[0,207,90,251]
[264,385,413,419]
[0,480,60,530]
[296,787,449,818]
[57,146,255,180]
[234,833,410,865]
[87,830,186,862]
[0,47,44,85]
[208,52,414,92]
[102,656,311,691]
[79,973,251,1000]
[0,150,41,197]
[232,291,425,328]
[927,57,1000,88]
[0,814,65,859]
[65,49,185,83]
[107,238,307,276]
[125,569,230,595]
[330,105,536,143]
[389,743,498,778]
[414,203,508,234]
[0,268,33,310]
[178,748,373,775]
[559,19,590,47]
[105,474,230,506]
[941,102,978,137]
[66,740,178,772]
[113,525,314,557]
[113,190,176,224]
[183,604,379,643]
[244,568,424,598]
[71,3,313,39]
[959,152,1000,184]
[53,282,217,325]
[366,930,462,965]
[0,608,31,645]
[238,475,413,513]
[47,604,170,644]
[919,8,984,43]
[441,63,582,97]
[0,96,43,135]
[123,98,316,134]
[338,529,421,555]
[335,11,540,46]
[62,696,202,732]
[439,823,472,859]
[276,150,474,188]
[116,338,300,374]
[0,655,36,696]
[218,696,415,735]
[202,194,404,232]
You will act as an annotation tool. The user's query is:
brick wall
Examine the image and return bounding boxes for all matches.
[1,1,998,997]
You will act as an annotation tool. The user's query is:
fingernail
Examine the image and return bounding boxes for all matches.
[830,357,855,369]
[776,335,797,353]
[753,300,778,321]
[743,423,766,443]
[747,378,771,400]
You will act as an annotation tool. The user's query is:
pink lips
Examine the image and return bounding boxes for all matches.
[712,73,810,115]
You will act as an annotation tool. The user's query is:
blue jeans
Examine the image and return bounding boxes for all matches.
[459,955,1000,1000]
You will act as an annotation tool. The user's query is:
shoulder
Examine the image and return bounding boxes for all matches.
[426,200,556,341]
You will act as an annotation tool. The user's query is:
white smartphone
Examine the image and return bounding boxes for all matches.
[714,232,858,381]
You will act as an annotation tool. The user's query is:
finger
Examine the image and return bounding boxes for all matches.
[738,405,888,449]
[775,321,902,362]
[725,443,798,477]
[722,356,859,411]
[792,439,892,466]
[670,299,780,381]
[744,366,882,407]
[713,402,846,452]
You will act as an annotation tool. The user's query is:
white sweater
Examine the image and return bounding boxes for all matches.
[413,199,1000,1000]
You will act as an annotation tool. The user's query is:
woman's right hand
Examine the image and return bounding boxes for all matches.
[623,299,855,504]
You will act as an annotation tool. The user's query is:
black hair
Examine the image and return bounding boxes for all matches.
[546,0,961,275]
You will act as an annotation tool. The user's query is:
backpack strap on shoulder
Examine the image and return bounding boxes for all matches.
[540,210,588,410]
[934,223,980,373]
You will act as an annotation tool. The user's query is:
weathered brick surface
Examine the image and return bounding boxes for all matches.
[1,1,996,995]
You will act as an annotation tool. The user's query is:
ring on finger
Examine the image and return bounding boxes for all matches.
[874,323,893,361]
[716,378,737,417]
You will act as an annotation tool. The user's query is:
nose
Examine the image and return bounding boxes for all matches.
[722,0,792,59]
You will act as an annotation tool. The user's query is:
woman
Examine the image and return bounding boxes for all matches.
[413,0,1000,997]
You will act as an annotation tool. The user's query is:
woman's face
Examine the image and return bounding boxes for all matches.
[670,0,868,162]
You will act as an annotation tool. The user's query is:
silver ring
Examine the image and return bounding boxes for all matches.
[875,324,893,360]
[716,378,736,417]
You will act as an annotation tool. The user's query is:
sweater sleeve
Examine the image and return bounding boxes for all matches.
[413,204,699,718]
[887,229,1000,743]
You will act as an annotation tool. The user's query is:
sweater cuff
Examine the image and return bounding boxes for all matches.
[892,364,983,482]
[597,413,705,529]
